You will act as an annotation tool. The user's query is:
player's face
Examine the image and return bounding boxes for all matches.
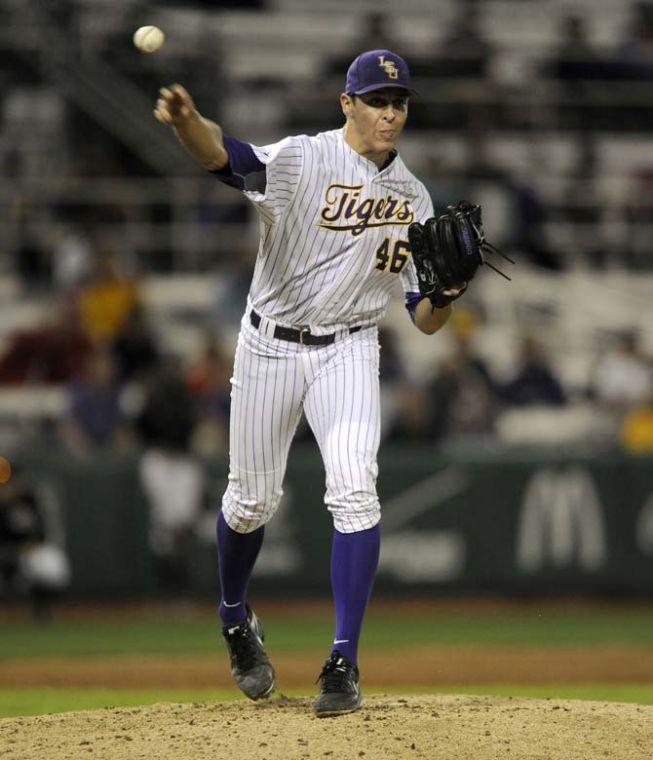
[342,88,409,163]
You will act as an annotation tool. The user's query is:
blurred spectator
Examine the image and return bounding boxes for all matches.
[427,330,498,443]
[113,303,160,383]
[422,152,470,213]
[384,383,434,443]
[0,460,70,623]
[52,224,93,293]
[544,14,601,81]
[455,130,562,270]
[509,176,563,270]
[623,166,653,268]
[159,0,263,8]
[409,1,493,82]
[76,247,139,345]
[545,5,653,84]
[590,330,652,411]
[186,331,232,456]
[458,129,513,238]
[620,390,653,453]
[542,15,617,131]
[436,0,493,77]
[140,448,206,594]
[376,327,415,439]
[138,361,204,593]
[138,361,198,453]
[407,3,497,129]
[10,203,52,291]
[559,137,608,268]
[614,1,653,79]
[502,336,566,407]
[352,12,398,53]
[378,326,404,385]
[323,13,402,78]
[0,300,90,385]
[14,234,51,293]
[186,27,229,122]
[59,346,133,457]
[212,249,257,332]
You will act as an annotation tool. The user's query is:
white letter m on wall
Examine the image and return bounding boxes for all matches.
[516,468,607,572]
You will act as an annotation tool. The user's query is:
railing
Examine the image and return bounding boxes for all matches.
[3,175,653,272]
[7,0,189,176]
[1,178,258,272]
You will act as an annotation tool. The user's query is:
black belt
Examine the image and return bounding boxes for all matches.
[250,310,361,346]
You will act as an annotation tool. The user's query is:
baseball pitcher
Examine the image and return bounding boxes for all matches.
[155,49,497,717]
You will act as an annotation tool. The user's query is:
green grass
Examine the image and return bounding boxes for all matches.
[385,684,653,705]
[0,688,239,718]
[2,606,651,718]
[2,684,652,718]
[2,609,653,660]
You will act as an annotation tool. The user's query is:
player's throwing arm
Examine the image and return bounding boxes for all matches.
[154,84,228,171]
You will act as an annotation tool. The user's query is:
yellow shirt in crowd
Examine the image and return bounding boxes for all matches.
[79,278,138,342]
[621,406,653,453]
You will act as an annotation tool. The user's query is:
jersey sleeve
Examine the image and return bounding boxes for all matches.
[401,184,434,322]
[211,135,303,224]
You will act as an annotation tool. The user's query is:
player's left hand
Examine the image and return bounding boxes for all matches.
[441,284,467,298]
[408,200,512,309]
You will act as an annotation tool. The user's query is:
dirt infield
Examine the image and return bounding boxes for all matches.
[2,694,652,760]
[3,600,652,757]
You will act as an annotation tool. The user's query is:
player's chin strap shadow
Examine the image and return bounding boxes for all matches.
[480,241,515,281]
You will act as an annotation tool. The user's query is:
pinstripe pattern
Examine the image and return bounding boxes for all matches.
[221,127,432,534]
[222,319,380,534]
[303,330,381,532]
[241,128,433,332]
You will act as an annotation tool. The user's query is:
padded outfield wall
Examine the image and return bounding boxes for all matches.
[27,447,653,597]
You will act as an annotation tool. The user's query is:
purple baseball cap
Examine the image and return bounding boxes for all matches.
[345,49,414,95]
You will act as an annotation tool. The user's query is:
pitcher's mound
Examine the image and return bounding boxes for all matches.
[1,694,651,759]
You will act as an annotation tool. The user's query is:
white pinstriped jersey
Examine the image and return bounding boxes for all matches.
[217,127,434,534]
[234,128,433,333]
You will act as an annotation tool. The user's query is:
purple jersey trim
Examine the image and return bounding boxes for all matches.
[211,136,267,192]
[405,291,422,322]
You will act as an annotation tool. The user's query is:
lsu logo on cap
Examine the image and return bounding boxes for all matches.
[378,55,399,80]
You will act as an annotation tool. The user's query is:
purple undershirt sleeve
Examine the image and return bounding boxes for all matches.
[405,291,423,323]
[210,136,267,193]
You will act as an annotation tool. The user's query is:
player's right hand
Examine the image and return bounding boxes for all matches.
[154,84,198,125]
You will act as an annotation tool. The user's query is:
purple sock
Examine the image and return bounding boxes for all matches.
[217,511,265,627]
[330,524,380,666]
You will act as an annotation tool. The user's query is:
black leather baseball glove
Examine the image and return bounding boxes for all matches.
[408,200,513,309]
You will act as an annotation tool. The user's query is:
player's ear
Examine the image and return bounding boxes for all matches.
[340,93,354,118]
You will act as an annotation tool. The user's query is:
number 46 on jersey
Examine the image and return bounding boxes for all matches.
[375,238,410,273]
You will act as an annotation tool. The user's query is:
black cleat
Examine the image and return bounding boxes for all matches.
[222,606,275,700]
[314,650,363,717]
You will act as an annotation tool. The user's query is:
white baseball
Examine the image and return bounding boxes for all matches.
[133,25,165,54]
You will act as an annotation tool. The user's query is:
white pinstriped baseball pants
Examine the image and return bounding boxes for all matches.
[221,313,381,534]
